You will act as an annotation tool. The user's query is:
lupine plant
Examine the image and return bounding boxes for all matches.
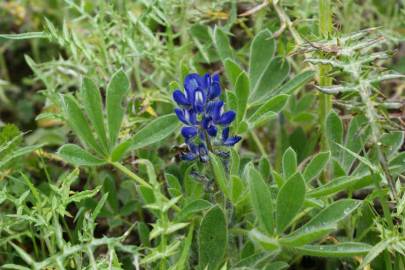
[0,1,404,270]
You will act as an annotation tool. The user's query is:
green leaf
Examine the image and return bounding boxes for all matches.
[0,32,47,40]
[248,94,289,125]
[326,110,343,158]
[274,70,315,95]
[214,27,234,62]
[281,199,361,246]
[177,199,212,221]
[303,151,330,182]
[249,30,276,92]
[81,78,109,151]
[247,164,274,235]
[230,148,240,175]
[226,91,238,112]
[307,175,373,198]
[235,72,250,124]
[380,131,404,158]
[264,261,289,270]
[62,95,104,155]
[249,229,279,251]
[0,145,42,170]
[210,153,230,199]
[357,238,396,270]
[106,69,129,146]
[342,115,369,171]
[336,143,377,171]
[250,57,290,105]
[170,224,194,270]
[57,144,105,166]
[9,242,35,266]
[294,242,371,257]
[282,147,297,179]
[276,173,306,233]
[224,58,243,87]
[230,175,245,204]
[199,205,227,270]
[112,114,180,161]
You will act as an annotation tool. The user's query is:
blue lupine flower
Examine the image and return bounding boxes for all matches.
[173,73,241,162]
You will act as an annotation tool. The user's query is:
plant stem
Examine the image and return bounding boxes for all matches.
[111,161,152,188]
[318,0,333,152]
[249,130,267,157]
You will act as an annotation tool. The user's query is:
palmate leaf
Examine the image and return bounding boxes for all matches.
[81,77,109,151]
[57,144,105,166]
[62,95,105,156]
[111,114,180,161]
[59,70,179,166]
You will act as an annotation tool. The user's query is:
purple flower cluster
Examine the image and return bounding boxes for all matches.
[173,73,241,162]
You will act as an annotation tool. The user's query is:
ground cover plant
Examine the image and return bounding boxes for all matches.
[0,0,404,269]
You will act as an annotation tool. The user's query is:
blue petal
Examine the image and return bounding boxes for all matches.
[198,143,209,162]
[222,127,230,141]
[184,73,200,92]
[193,89,206,113]
[187,110,198,125]
[199,73,210,90]
[208,100,224,121]
[208,81,221,100]
[207,125,217,137]
[175,108,188,124]
[173,90,189,106]
[201,116,212,129]
[217,111,236,125]
[188,142,198,154]
[181,126,198,139]
[212,73,220,83]
[223,136,242,146]
[181,152,196,161]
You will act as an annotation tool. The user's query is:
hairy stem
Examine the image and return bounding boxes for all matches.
[111,161,152,188]
[318,0,333,152]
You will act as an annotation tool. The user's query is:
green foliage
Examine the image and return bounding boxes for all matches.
[0,0,404,269]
